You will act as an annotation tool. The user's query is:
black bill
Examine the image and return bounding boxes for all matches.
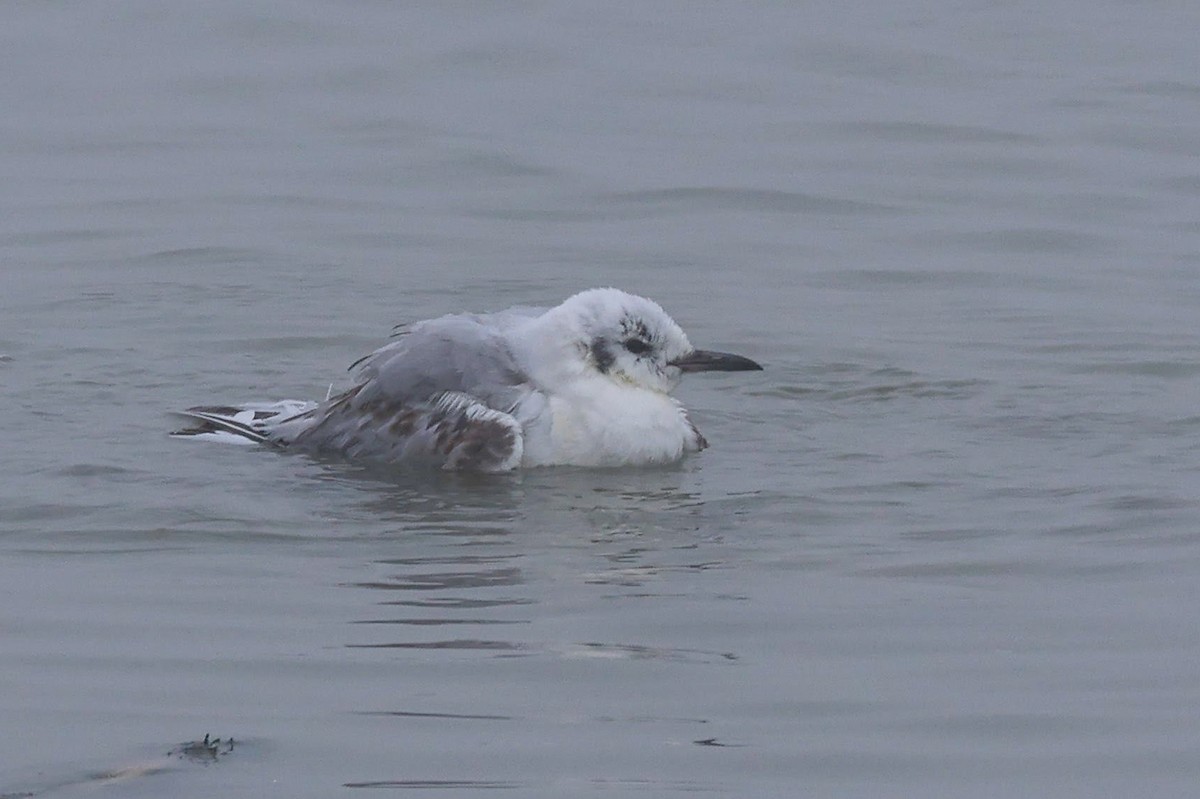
[670,349,763,373]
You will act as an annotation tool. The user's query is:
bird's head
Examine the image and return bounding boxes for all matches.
[543,288,762,393]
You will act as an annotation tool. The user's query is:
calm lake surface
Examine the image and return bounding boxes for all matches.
[3,2,1200,796]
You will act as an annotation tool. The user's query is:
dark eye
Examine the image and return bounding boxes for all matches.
[624,338,651,355]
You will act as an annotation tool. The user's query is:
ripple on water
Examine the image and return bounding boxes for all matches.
[596,186,900,216]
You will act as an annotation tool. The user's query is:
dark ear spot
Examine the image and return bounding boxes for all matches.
[623,338,651,355]
[590,340,615,373]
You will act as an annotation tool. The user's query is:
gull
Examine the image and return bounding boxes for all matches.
[173,288,762,471]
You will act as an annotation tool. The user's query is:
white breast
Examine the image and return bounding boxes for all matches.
[522,379,700,467]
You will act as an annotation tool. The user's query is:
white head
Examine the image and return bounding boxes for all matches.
[535,288,762,393]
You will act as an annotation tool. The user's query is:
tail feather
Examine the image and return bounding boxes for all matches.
[171,401,316,446]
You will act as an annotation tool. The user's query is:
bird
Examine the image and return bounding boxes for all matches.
[173,288,762,471]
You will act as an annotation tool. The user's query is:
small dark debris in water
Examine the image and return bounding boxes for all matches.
[170,734,235,764]
[693,737,742,747]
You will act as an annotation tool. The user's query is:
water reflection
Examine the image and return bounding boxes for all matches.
[321,465,741,793]
[344,779,520,790]
[332,465,724,655]
[560,642,738,665]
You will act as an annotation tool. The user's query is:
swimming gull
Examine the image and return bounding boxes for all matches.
[173,288,762,471]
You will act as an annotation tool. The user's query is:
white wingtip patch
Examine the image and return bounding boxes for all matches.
[173,430,264,446]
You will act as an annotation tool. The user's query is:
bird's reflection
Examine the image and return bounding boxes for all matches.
[296,458,746,792]
[298,460,737,651]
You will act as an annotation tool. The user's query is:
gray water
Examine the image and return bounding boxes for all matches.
[3,1,1200,796]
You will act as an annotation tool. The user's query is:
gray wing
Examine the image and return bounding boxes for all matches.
[271,313,544,471]
[360,313,534,410]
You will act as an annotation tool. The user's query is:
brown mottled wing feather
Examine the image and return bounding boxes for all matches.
[283,389,524,472]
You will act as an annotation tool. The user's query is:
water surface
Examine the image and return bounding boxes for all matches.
[3,2,1200,797]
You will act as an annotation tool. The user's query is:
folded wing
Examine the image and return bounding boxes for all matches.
[272,313,542,471]
[286,389,524,471]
